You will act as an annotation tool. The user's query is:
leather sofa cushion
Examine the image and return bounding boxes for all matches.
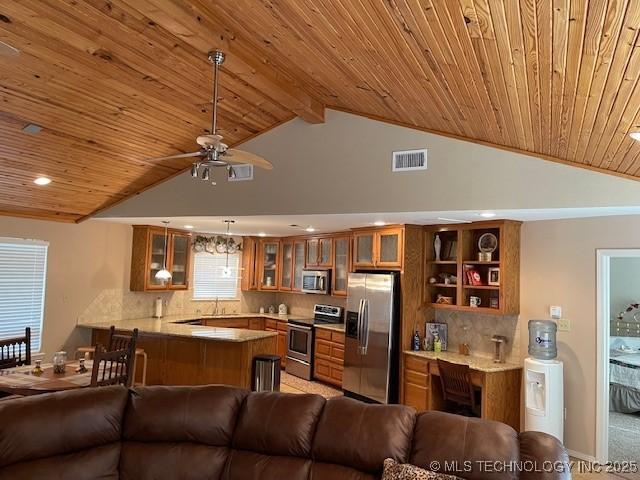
[225,450,311,480]
[313,396,416,473]
[518,432,571,480]
[123,385,247,445]
[119,442,228,480]
[310,463,377,480]
[233,391,325,457]
[0,443,120,480]
[410,411,520,480]
[0,386,127,468]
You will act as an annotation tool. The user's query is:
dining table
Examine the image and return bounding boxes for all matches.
[0,360,95,396]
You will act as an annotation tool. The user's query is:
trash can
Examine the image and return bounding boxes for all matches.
[252,354,281,392]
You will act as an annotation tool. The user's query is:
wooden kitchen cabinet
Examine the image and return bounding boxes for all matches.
[292,240,306,292]
[130,225,192,292]
[306,237,333,267]
[258,239,280,290]
[332,235,351,296]
[279,240,294,291]
[313,328,345,387]
[352,227,403,270]
[241,237,259,291]
[265,319,288,367]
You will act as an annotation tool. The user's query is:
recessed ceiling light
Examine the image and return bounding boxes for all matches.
[629,132,640,141]
[258,232,266,237]
[305,226,315,233]
[479,212,496,218]
[33,177,51,186]
[373,221,386,226]
[184,225,194,229]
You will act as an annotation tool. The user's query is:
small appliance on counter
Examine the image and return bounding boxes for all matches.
[285,304,343,380]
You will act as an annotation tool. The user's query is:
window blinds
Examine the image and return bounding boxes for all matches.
[0,238,48,352]
[192,252,239,300]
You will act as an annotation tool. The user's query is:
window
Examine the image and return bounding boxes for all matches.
[0,238,48,352]
[192,252,240,300]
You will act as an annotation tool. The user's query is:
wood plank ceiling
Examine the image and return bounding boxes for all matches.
[1,0,640,222]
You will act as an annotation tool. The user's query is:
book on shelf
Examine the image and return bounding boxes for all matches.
[464,265,483,286]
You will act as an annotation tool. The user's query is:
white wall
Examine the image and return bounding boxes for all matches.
[98,110,640,219]
[0,217,132,355]
[610,258,640,320]
[520,214,640,458]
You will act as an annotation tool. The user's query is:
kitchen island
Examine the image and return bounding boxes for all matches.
[76,314,292,389]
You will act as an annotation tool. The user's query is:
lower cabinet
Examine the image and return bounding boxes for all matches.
[313,328,345,387]
[402,354,429,412]
[265,319,288,368]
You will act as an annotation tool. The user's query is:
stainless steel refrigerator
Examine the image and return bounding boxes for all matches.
[343,272,399,404]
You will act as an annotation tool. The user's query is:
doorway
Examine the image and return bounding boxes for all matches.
[596,250,640,463]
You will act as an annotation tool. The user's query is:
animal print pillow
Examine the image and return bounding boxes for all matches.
[381,458,463,480]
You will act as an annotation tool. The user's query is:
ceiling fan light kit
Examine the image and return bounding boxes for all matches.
[146,51,273,185]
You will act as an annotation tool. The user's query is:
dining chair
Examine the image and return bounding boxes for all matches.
[90,328,138,388]
[77,327,147,385]
[436,359,480,417]
[0,328,31,370]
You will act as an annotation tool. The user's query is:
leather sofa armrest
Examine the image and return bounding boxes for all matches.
[518,432,571,480]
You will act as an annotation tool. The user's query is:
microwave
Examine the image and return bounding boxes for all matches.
[302,269,330,295]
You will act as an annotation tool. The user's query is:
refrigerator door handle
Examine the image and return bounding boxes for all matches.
[357,298,364,354]
[361,299,369,355]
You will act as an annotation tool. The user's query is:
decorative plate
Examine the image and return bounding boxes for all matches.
[478,233,498,253]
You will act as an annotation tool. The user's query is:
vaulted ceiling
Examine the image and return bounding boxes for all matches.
[1,0,640,222]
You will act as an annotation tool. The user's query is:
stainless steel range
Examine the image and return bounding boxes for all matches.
[285,304,343,380]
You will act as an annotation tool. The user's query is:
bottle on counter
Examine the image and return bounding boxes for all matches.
[412,329,421,351]
[433,332,442,353]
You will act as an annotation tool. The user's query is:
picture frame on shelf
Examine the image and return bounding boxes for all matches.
[488,267,500,286]
[489,297,499,309]
[464,265,483,286]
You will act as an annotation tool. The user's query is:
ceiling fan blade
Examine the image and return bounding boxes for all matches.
[0,41,20,57]
[225,149,273,170]
[146,151,203,161]
[196,134,223,147]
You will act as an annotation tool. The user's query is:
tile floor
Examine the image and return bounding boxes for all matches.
[279,373,640,479]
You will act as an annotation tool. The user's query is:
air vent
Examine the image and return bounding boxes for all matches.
[392,149,427,172]
[228,164,253,182]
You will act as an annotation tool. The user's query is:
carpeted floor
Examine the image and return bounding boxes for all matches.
[609,411,640,462]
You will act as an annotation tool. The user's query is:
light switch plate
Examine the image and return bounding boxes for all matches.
[550,306,562,319]
[557,318,571,331]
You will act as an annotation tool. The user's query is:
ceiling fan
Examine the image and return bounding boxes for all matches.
[146,51,273,185]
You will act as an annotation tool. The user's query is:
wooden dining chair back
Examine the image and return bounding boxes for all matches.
[90,328,138,388]
[437,359,476,412]
[107,326,137,352]
[0,328,31,370]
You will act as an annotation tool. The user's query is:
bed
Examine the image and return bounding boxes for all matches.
[610,338,640,413]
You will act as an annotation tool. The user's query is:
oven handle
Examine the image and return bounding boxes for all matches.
[288,323,313,331]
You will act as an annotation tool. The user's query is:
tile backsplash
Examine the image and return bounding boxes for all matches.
[431,310,520,363]
[79,289,276,324]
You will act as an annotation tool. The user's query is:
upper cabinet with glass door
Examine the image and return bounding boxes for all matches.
[279,240,293,291]
[306,237,333,267]
[130,225,193,292]
[332,235,351,296]
[259,239,280,290]
[352,227,403,270]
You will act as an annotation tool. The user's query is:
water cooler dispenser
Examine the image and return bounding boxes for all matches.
[525,320,564,442]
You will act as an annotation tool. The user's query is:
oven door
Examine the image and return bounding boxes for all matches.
[286,323,313,363]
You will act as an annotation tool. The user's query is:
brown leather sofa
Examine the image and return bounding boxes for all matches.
[0,385,570,480]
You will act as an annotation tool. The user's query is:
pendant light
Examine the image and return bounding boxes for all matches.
[155,221,172,281]
[221,220,235,278]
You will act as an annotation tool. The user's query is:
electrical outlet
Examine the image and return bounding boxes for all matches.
[557,318,571,332]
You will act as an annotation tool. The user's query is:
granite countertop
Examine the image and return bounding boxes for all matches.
[404,350,521,373]
[314,323,346,333]
[76,314,285,343]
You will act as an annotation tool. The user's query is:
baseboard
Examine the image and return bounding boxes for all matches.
[567,449,597,463]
